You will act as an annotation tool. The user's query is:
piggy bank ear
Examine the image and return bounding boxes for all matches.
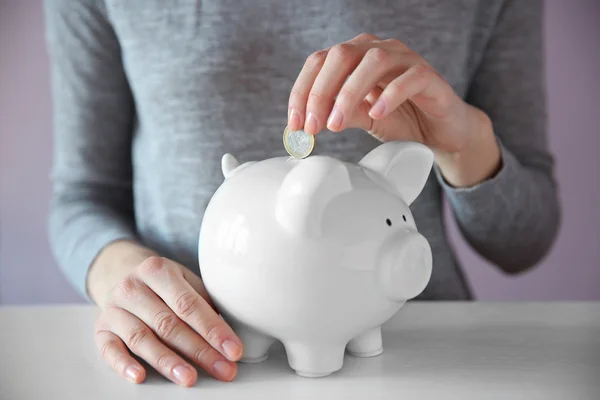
[275,156,352,236]
[359,141,434,205]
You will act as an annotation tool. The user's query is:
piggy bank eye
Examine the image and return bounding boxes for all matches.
[402,215,407,222]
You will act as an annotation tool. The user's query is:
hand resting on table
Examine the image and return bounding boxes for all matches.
[88,240,242,387]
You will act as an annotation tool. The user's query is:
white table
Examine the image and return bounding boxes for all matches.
[1,302,599,399]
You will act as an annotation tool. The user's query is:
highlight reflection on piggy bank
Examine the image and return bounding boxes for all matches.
[198,140,434,378]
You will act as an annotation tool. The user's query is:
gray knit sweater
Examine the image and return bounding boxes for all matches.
[43,0,560,301]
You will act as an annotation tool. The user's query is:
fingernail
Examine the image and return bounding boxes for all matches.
[288,108,301,131]
[172,365,194,385]
[213,360,235,380]
[369,98,386,118]
[305,112,318,135]
[327,107,343,131]
[222,339,242,361]
[125,365,142,383]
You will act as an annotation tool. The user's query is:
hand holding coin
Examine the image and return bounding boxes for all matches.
[285,33,493,152]
[285,32,502,188]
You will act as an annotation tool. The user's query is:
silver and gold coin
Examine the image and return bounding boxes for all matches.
[283,126,315,159]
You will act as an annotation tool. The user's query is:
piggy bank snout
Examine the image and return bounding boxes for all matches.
[378,233,433,302]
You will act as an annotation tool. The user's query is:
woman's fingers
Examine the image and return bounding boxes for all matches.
[98,307,198,387]
[114,277,237,381]
[302,43,367,134]
[344,98,378,133]
[98,257,240,386]
[344,85,421,143]
[369,63,457,120]
[287,33,381,133]
[287,49,328,132]
[365,85,383,106]
[136,257,244,363]
[327,48,416,132]
[181,266,215,309]
[289,35,460,135]
[337,85,388,133]
[95,329,146,384]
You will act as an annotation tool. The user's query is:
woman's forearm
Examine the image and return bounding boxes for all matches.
[435,136,560,274]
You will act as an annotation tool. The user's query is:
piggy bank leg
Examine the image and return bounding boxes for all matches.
[346,327,383,357]
[283,342,346,378]
[235,326,276,363]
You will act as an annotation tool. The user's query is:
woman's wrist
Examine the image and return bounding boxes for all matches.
[434,105,502,188]
[86,239,158,307]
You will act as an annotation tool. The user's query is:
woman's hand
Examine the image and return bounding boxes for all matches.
[90,246,242,387]
[287,33,502,188]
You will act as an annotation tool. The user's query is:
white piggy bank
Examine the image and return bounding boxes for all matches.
[198,140,434,378]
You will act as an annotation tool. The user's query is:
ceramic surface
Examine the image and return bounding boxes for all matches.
[198,140,434,378]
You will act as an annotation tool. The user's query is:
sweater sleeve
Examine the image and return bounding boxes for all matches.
[436,0,561,273]
[44,0,138,300]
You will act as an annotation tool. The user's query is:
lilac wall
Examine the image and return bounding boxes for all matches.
[0,0,81,304]
[447,0,600,301]
[0,0,598,305]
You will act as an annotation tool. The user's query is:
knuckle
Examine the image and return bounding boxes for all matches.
[413,62,433,79]
[126,325,150,350]
[112,356,129,374]
[305,49,327,69]
[355,32,379,41]
[289,87,308,104]
[307,90,324,104]
[203,322,221,344]
[155,352,173,372]
[385,38,408,49]
[437,90,454,111]
[98,339,115,359]
[137,256,166,277]
[153,311,180,340]
[366,47,392,67]
[388,78,404,94]
[116,276,139,298]
[329,43,354,61]
[193,344,214,364]
[337,85,358,106]
[104,298,119,309]
[174,290,200,318]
